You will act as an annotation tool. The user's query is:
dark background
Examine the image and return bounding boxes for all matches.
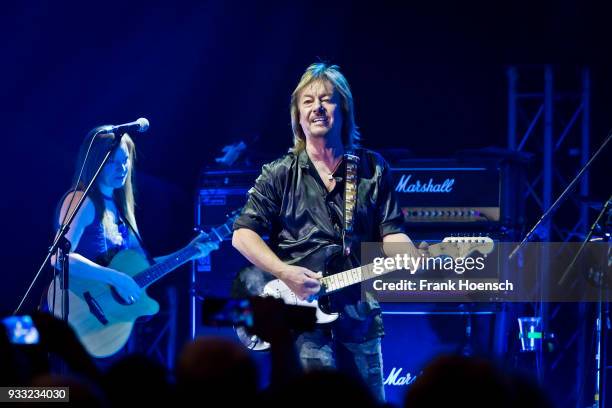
[1,1,610,399]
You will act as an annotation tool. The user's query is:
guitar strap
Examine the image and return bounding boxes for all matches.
[118,208,157,265]
[342,150,360,257]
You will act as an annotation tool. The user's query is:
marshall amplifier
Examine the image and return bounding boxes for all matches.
[194,167,262,291]
[380,309,497,406]
[390,159,505,226]
[192,168,261,338]
[197,168,262,228]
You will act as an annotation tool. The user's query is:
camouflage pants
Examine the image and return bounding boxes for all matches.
[295,328,385,402]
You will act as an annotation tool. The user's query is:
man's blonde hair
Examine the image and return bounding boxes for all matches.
[290,63,360,153]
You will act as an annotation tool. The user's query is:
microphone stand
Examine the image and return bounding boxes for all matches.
[592,200,610,408]
[14,130,126,321]
[558,195,611,285]
[559,194,611,408]
[509,131,611,260]
[505,130,610,390]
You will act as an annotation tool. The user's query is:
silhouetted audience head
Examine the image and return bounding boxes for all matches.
[1,312,555,408]
[176,336,258,404]
[403,355,552,408]
[404,355,509,407]
[269,369,379,408]
[102,354,172,406]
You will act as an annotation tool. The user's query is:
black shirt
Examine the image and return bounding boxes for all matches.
[233,148,406,341]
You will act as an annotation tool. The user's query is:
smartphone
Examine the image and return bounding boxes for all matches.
[201,297,317,333]
[201,298,254,328]
[1,315,40,345]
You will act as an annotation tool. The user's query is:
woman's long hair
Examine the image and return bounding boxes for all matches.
[70,127,138,232]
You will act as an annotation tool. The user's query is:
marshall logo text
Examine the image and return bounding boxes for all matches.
[395,174,455,194]
[384,367,418,386]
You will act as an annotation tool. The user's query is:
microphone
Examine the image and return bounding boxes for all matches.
[98,118,150,135]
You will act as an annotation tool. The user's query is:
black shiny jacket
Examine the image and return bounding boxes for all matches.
[233,148,406,341]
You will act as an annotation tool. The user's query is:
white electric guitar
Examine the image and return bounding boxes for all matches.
[235,236,495,350]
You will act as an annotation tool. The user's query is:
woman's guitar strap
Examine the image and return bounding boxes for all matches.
[118,207,157,265]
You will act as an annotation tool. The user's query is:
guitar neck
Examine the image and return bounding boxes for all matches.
[319,261,382,295]
[318,237,493,295]
[319,242,446,295]
[134,245,199,288]
[132,218,236,288]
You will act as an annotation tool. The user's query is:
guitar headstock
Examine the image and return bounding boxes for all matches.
[434,236,495,258]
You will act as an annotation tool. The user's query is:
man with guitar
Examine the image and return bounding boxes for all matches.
[47,129,220,364]
[232,63,424,401]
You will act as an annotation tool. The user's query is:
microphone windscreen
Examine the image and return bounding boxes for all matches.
[136,118,150,132]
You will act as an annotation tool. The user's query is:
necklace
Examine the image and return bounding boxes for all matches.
[327,156,344,181]
[101,192,114,201]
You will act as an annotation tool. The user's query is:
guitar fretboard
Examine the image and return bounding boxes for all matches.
[134,245,200,288]
[317,238,492,294]
[319,261,399,295]
[133,216,236,288]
